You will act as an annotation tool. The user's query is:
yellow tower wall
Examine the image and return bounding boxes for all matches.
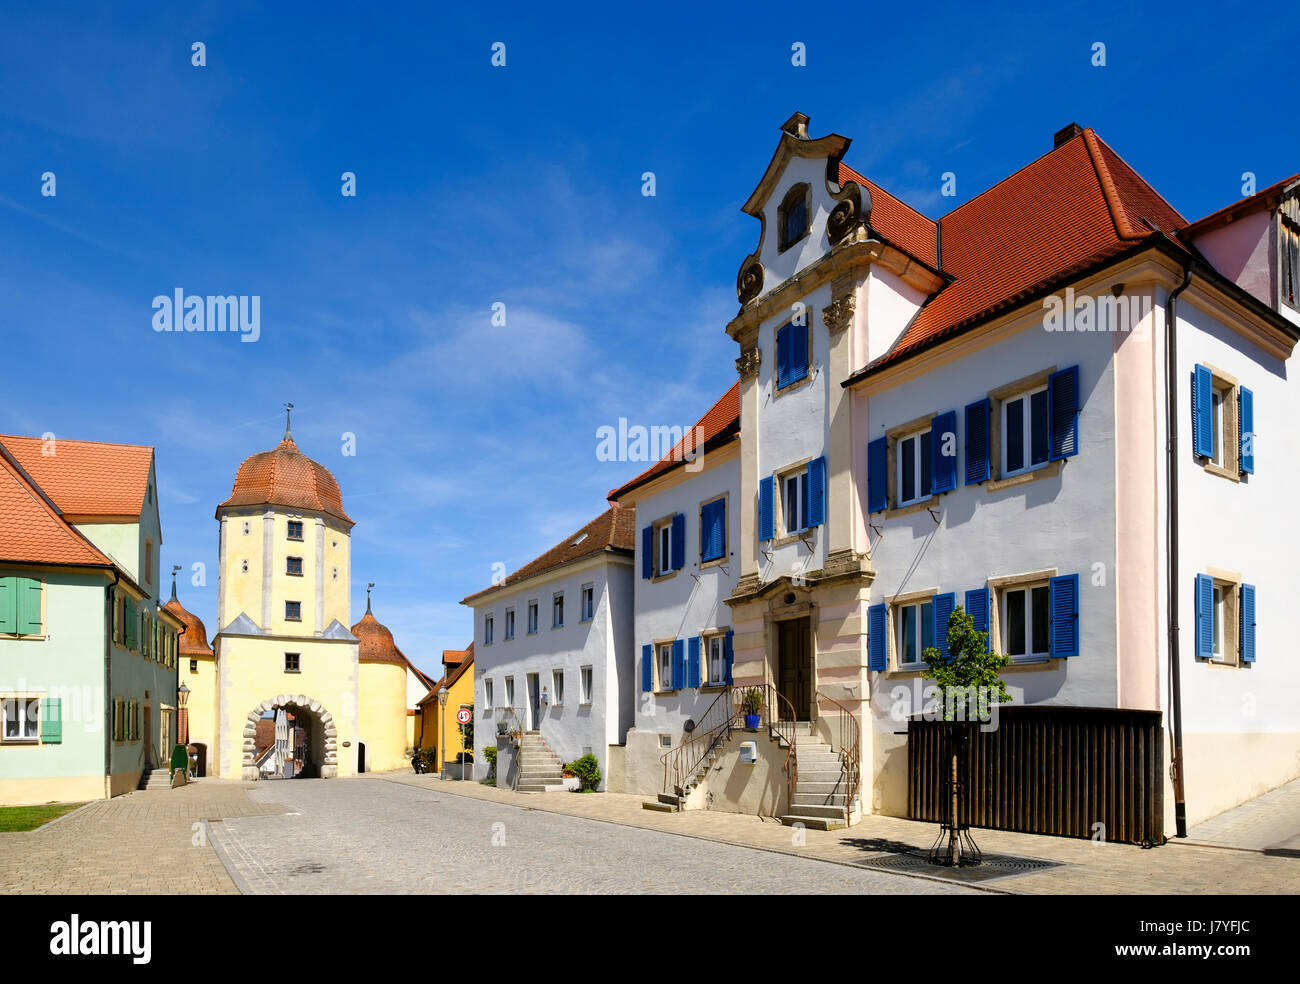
[358,661,411,772]
[214,635,359,780]
[180,652,218,772]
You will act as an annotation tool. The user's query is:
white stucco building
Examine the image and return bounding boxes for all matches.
[462,506,635,791]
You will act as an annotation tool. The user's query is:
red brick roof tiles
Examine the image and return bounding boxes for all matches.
[461,505,636,605]
[0,448,116,567]
[0,434,153,518]
[607,382,740,502]
[219,435,352,525]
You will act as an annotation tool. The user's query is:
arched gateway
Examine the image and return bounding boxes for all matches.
[241,694,338,780]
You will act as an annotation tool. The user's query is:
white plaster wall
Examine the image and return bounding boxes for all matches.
[1173,297,1300,739]
[861,320,1124,727]
[755,156,838,290]
[631,455,741,738]
[470,555,633,789]
[1190,212,1273,307]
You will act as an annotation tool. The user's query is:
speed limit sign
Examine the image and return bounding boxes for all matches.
[456,708,471,725]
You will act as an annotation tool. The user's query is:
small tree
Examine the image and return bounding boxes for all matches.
[566,754,602,791]
[459,707,474,754]
[921,605,1012,721]
[921,605,1011,866]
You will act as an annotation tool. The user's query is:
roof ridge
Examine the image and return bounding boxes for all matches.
[0,445,116,568]
[1082,128,1146,240]
[0,433,154,452]
[936,131,1090,226]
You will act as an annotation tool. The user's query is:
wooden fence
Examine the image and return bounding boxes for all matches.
[908,705,1165,846]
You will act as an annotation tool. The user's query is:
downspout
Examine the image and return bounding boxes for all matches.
[1165,262,1193,838]
[104,571,119,800]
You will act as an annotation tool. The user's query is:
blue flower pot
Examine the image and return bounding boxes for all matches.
[745,714,761,729]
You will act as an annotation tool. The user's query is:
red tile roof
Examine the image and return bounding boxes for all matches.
[1180,170,1300,236]
[164,588,213,655]
[0,446,117,567]
[840,163,939,268]
[607,382,741,502]
[853,128,1187,377]
[219,434,352,525]
[0,434,153,518]
[461,505,636,605]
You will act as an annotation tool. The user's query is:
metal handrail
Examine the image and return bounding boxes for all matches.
[816,690,861,820]
[660,687,737,799]
[735,684,798,814]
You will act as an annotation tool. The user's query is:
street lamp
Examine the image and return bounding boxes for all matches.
[436,686,448,781]
[177,683,190,744]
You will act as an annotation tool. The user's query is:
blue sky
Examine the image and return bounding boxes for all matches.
[1,1,1295,677]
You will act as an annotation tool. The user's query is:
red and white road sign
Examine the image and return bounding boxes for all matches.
[456,708,471,725]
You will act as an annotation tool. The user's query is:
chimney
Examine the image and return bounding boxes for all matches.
[1054,122,1084,149]
[781,112,810,140]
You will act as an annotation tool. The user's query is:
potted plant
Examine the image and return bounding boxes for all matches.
[741,689,763,729]
[495,719,509,737]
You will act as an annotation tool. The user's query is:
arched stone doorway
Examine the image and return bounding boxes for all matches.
[241,694,338,780]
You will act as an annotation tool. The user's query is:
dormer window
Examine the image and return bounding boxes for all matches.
[778,184,810,252]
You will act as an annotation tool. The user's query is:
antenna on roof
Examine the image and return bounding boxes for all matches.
[366,582,374,614]
[283,402,294,440]
[170,565,181,601]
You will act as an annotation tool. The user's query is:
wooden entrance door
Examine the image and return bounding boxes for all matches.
[777,617,813,721]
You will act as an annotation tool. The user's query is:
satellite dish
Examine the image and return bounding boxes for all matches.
[683,719,697,733]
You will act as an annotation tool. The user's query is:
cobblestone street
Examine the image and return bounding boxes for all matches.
[207,777,984,895]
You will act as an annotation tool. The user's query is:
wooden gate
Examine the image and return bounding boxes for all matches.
[908,706,1165,845]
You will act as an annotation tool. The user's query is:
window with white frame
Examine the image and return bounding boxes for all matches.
[504,608,515,640]
[657,642,674,692]
[580,666,593,704]
[552,669,564,707]
[783,469,807,535]
[1001,386,1050,477]
[897,430,933,507]
[896,600,934,667]
[527,601,538,634]
[2,697,38,742]
[484,615,494,646]
[580,584,594,622]
[706,633,727,685]
[505,676,515,708]
[657,522,673,576]
[484,679,493,710]
[552,592,564,628]
[1001,582,1051,659]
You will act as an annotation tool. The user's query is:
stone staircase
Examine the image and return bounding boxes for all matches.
[137,767,173,790]
[780,730,859,831]
[516,732,565,792]
[641,740,727,813]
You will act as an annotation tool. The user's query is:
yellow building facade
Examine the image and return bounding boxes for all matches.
[177,417,419,780]
[414,645,474,772]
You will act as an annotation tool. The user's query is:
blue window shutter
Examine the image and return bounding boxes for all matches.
[965,587,990,652]
[713,500,727,560]
[1192,365,1213,457]
[0,577,15,634]
[641,644,653,692]
[793,321,809,382]
[688,636,701,688]
[932,593,956,660]
[964,398,990,485]
[867,437,888,513]
[807,456,826,526]
[1239,386,1254,474]
[777,324,791,389]
[1194,573,1213,659]
[867,603,887,671]
[931,410,958,493]
[641,526,652,579]
[671,513,686,571]
[1048,365,1080,460]
[1240,584,1256,663]
[672,639,685,689]
[17,578,41,635]
[40,698,61,743]
[723,630,734,684]
[1049,574,1080,658]
[759,475,775,542]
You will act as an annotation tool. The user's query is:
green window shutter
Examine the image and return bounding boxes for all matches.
[17,578,42,635]
[0,576,16,634]
[40,698,62,743]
